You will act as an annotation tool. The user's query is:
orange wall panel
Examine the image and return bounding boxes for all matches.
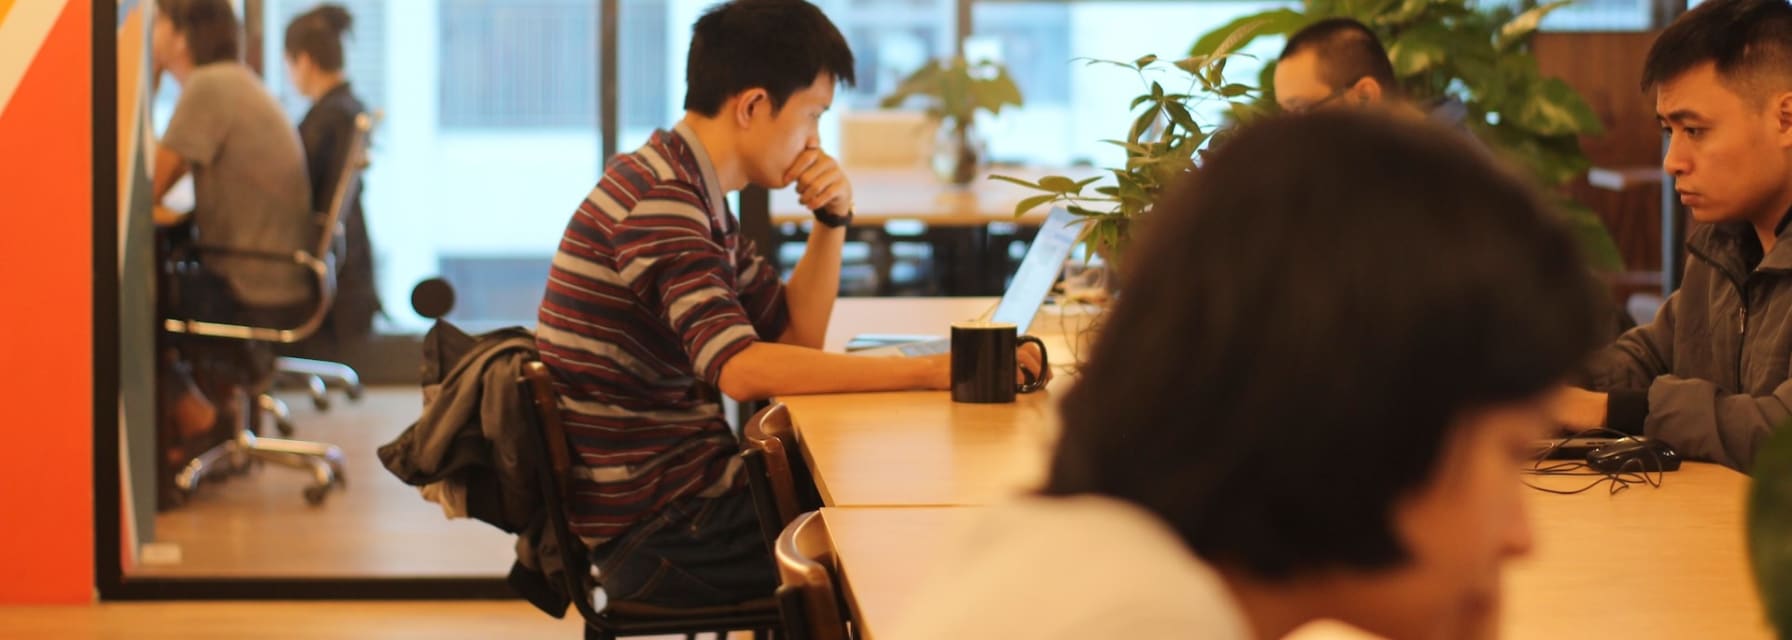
[0,0,94,604]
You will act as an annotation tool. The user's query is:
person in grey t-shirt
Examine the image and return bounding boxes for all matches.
[152,0,312,316]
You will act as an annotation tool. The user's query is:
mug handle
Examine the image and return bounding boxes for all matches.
[1016,335,1050,394]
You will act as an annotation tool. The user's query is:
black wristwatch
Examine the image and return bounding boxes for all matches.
[812,207,854,228]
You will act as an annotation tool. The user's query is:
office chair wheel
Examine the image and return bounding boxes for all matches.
[305,375,331,411]
[302,484,336,501]
[274,415,295,437]
[345,382,365,401]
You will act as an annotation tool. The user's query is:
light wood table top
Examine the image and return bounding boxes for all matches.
[788,298,1091,508]
[822,463,1770,640]
[769,167,1099,227]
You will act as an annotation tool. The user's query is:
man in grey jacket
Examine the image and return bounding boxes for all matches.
[1555,0,1792,471]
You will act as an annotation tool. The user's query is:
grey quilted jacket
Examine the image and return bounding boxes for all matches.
[1582,216,1792,471]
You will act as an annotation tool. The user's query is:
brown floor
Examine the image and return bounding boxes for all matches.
[133,387,516,578]
[0,601,758,639]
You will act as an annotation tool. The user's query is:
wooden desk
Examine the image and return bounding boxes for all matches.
[820,507,970,640]
[769,168,1097,227]
[821,464,1770,640]
[788,298,1089,508]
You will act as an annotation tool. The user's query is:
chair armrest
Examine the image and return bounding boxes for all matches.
[162,250,336,344]
[191,244,312,265]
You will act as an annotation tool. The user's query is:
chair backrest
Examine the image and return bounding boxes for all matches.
[314,112,375,260]
[521,361,576,496]
[741,403,826,554]
[741,402,802,541]
[160,113,376,344]
[517,360,603,623]
[775,511,852,640]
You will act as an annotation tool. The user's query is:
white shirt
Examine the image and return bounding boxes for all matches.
[889,495,1254,639]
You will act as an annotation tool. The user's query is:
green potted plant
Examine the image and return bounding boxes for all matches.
[991,24,1267,278]
[1004,0,1624,279]
[1186,0,1623,270]
[1750,421,1792,636]
[879,56,1024,185]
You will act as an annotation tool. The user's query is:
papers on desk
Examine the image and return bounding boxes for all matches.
[162,173,195,212]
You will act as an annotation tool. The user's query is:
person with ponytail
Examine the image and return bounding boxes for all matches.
[284,4,382,350]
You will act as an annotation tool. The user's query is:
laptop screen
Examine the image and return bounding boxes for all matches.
[992,207,1081,334]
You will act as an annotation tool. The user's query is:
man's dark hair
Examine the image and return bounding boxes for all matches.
[1279,18,1399,97]
[284,4,354,72]
[156,0,240,66]
[1641,0,1792,101]
[1044,111,1602,581]
[683,0,856,117]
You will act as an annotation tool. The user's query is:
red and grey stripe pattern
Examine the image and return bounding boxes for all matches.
[537,128,787,542]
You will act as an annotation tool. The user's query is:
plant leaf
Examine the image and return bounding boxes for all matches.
[1555,198,1623,271]
[1135,54,1159,69]
[1012,193,1060,218]
[1076,57,1145,75]
[1497,0,1573,50]
[1387,23,1453,78]
[1748,422,1792,638]
[1163,101,1202,138]
[1037,176,1084,194]
[1510,77,1603,137]
[1218,83,1254,98]
[1378,0,1435,27]
[1188,9,1306,58]
[986,174,1041,189]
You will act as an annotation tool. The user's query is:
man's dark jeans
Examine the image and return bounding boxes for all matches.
[590,489,776,608]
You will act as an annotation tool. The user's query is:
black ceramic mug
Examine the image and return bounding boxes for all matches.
[950,321,1049,403]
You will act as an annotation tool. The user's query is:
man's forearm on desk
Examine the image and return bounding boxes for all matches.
[718,340,944,401]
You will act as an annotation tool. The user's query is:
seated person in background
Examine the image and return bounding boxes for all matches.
[1273,18,1466,125]
[152,0,313,325]
[1555,0,1792,471]
[534,0,1044,608]
[283,3,383,352]
[150,0,312,449]
[1274,16,1634,342]
[895,111,1603,638]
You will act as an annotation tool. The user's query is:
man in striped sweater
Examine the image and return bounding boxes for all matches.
[537,0,1044,609]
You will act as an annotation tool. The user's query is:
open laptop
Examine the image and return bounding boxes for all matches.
[851,206,1082,356]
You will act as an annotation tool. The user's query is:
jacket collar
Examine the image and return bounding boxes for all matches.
[1687,203,1792,280]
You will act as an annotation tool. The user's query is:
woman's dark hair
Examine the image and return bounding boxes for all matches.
[156,0,240,66]
[683,0,856,117]
[1045,111,1603,580]
[284,4,354,72]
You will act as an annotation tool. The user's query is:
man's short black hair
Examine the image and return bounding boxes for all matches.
[1044,111,1602,580]
[1642,0,1792,101]
[683,0,856,117]
[1279,18,1399,97]
[156,0,240,66]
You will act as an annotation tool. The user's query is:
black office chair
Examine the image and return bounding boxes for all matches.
[517,361,782,640]
[161,113,373,505]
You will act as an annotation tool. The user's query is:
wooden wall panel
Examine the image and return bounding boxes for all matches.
[1535,32,1665,296]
